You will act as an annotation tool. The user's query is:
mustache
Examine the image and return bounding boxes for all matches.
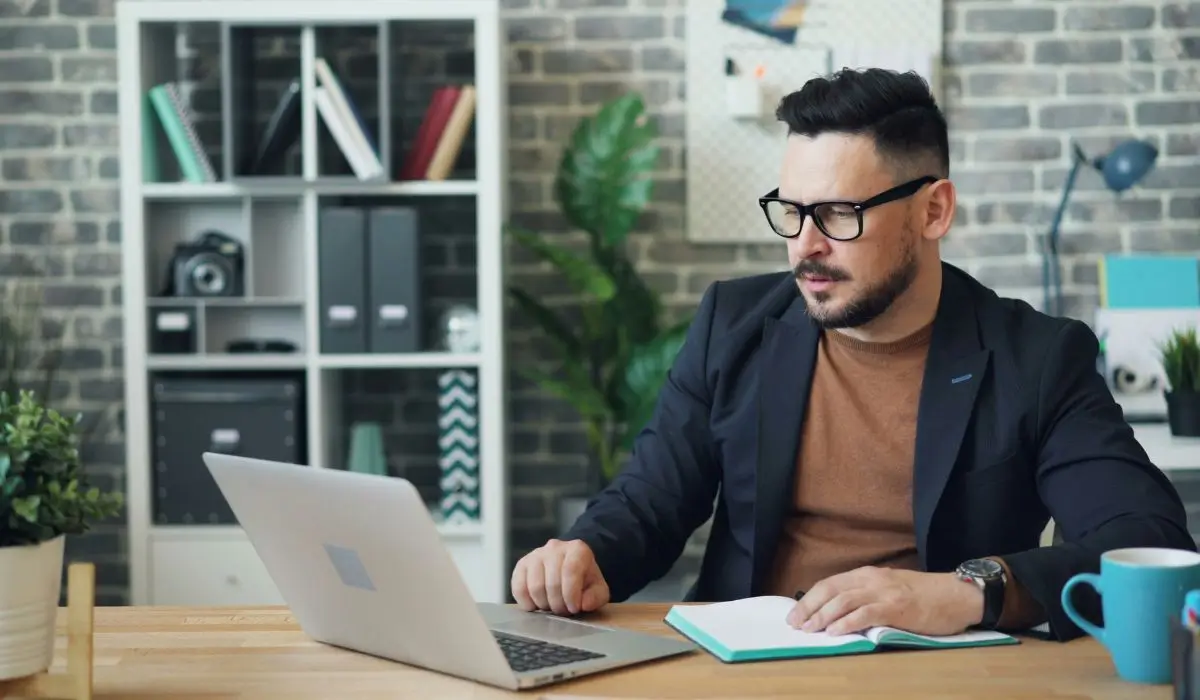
[792,260,851,281]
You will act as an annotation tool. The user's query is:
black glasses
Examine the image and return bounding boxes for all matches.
[758,175,939,241]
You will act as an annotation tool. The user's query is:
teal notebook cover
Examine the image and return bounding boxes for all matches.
[664,596,1018,663]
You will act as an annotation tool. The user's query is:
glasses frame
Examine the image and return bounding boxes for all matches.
[758,175,940,241]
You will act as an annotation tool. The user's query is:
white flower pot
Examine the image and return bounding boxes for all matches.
[0,535,64,681]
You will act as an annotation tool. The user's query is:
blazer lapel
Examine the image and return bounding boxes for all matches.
[912,267,991,568]
[751,292,820,593]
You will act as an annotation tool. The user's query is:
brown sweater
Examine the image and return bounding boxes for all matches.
[765,323,1043,630]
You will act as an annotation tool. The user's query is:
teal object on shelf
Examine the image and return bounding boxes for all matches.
[1101,254,1200,309]
[346,422,388,476]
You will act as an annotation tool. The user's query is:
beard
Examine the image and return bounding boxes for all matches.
[793,236,919,330]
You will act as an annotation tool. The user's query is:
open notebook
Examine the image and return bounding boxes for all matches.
[664,596,1018,663]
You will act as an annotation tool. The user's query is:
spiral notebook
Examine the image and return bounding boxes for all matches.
[664,596,1018,663]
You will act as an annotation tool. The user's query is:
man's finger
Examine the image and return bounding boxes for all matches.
[559,547,587,614]
[511,559,534,610]
[788,575,845,627]
[825,603,887,636]
[543,554,567,615]
[801,589,866,632]
[526,557,549,610]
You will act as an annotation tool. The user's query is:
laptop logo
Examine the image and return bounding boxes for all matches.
[322,543,376,591]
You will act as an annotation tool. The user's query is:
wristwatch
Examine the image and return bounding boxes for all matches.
[955,558,1006,630]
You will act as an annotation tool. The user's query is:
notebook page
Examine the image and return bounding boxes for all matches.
[670,596,867,651]
[865,626,1013,645]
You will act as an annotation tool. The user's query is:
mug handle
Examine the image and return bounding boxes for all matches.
[1061,573,1105,642]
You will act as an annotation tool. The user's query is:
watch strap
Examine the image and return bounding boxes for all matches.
[979,574,1005,629]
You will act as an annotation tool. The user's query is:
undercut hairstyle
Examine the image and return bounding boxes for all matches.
[775,67,950,180]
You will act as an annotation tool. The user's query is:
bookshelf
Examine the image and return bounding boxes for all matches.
[116,0,509,605]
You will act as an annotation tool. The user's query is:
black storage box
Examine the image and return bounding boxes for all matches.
[151,373,306,525]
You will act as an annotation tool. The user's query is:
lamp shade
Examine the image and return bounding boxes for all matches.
[1095,139,1158,192]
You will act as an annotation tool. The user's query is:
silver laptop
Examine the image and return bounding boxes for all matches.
[203,453,695,690]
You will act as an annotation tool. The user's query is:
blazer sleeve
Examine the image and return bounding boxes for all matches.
[1001,319,1196,641]
[561,282,724,603]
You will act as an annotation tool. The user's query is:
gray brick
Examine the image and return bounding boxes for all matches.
[1068,197,1163,223]
[1129,36,1200,61]
[506,17,569,42]
[508,81,571,106]
[1056,231,1123,256]
[55,0,113,16]
[1141,165,1200,190]
[941,231,1028,258]
[1063,5,1155,31]
[61,55,116,82]
[552,0,626,7]
[641,46,684,72]
[0,56,53,81]
[0,89,83,116]
[542,47,634,74]
[973,136,1061,163]
[1066,70,1155,94]
[1170,196,1200,219]
[8,221,99,245]
[945,39,1025,66]
[1038,103,1128,129]
[948,170,1036,195]
[86,23,114,49]
[975,202,1054,226]
[574,16,664,41]
[1164,2,1200,27]
[0,189,62,214]
[42,284,104,308]
[2,155,87,180]
[966,71,1058,98]
[579,79,672,107]
[1163,69,1200,92]
[0,23,79,50]
[0,0,48,16]
[947,105,1030,131]
[89,89,117,114]
[1137,100,1200,125]
[974,262,1042,289]
[1168,133,1200,156]
[1127,228,1200,252]
[70,188,118,213]
[964,7,1056,33]
[1034,39,1122,64]
[62,124,118,147]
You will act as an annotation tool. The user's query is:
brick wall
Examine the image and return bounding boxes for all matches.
[1,0,1197,602]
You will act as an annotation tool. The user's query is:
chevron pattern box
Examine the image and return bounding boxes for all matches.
[438,369,480,524]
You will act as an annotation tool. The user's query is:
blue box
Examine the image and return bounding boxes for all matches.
[1101,255,1200,309]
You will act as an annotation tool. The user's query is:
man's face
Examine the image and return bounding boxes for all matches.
[778,133,924,330]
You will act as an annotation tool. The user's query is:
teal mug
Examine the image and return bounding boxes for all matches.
[1061,547,1200,684]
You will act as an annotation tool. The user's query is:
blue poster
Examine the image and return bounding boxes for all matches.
[722,0,808,44]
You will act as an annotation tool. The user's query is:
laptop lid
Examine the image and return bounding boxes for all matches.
[202,452,518,689]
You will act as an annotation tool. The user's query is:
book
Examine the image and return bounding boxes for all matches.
[664,596,1018,663]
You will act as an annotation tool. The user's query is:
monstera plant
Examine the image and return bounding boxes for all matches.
[507,92,691,494]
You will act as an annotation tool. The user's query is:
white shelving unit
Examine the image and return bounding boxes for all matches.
[117,0,508,605]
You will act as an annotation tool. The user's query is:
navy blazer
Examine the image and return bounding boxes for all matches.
[564,262,1195,641]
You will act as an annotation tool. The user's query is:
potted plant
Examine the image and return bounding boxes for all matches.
[1159,326,1200,437]
[0,388,123,681]
[506,93,692,533]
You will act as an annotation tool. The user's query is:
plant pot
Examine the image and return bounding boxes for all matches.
[557,496,590,538]
[1167,391,1200,437]
[0,535,64,681]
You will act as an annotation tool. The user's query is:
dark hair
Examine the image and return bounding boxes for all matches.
[775,67,949,178]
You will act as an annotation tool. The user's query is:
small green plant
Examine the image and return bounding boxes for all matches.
[506,93,691,490]
[0,390,123,548]
[1159,327,1200,394]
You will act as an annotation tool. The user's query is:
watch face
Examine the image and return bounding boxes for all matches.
[960,558,1003,578]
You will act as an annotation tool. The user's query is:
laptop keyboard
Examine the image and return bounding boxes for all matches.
[492,631,606,673]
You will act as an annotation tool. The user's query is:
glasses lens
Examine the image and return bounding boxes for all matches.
[813,203,861,240]
[764,201,802,237]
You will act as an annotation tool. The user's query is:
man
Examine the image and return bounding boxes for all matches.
[510,67,1194,641]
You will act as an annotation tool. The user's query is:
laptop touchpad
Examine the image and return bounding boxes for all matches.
[494,614,603,640]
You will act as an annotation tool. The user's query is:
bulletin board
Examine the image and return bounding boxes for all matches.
[684,0,945,244]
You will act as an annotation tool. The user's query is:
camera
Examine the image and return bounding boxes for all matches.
[163,230,245,297]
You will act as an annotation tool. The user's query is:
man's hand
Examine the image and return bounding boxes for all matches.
[511,539,610,616]
[786,566,983,637]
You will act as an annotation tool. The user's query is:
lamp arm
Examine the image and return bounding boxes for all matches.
[1042,154,1085,316]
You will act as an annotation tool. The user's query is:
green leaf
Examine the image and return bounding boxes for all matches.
[554,92,659,248]
[507,286,581,359]
[617,319,693,455]
[507,224,617,302]
[0,452,8,482]
[12,494,39,522]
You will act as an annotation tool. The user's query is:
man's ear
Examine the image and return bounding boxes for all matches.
[920,178,956,242]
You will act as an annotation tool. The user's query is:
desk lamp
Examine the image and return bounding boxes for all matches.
[1042,138,1158,316]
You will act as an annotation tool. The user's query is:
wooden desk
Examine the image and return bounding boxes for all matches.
[0,604,1171,700]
